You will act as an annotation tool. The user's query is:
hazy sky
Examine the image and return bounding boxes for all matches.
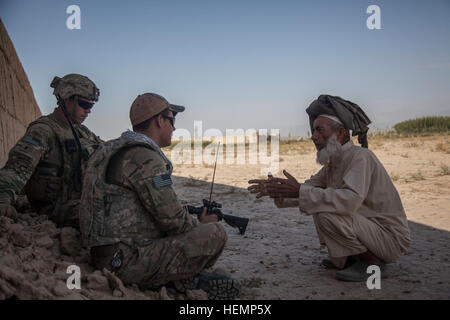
[1,0,449,139]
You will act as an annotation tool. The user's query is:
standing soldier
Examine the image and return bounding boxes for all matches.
[0,74,102,228]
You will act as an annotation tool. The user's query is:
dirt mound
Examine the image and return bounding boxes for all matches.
[0,211,207,300]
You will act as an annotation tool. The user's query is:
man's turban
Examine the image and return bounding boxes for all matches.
[306,95,372,148]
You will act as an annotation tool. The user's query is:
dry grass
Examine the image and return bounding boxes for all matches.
[390,172,400,182]
[404,142,419,148]
[370,141,385,149]
[440,164,450,176]
[410,170,425,181]
[435,142,450,154]
[279,139,315,154]
[401,153,409,158]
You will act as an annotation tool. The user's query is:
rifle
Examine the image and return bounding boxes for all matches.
[187,199,249,235]
[186,142,249,235]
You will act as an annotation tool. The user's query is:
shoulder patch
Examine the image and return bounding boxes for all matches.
[22,135,41,147]
[152,173,173,188]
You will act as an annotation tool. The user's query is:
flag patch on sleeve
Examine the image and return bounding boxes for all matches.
[152,173,173,188]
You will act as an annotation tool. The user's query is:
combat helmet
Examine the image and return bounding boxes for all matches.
[50,74,100,102]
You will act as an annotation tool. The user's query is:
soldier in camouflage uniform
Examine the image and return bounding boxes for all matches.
[80,93,240,299]
[0,74,102,228]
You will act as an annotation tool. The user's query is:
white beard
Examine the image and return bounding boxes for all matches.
[316,134,343,166]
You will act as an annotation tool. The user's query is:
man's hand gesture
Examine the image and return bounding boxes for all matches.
[248,170,300,199]
[265,170,301,199]
[248,179,270,198]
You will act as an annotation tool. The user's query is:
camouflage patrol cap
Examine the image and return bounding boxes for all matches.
[130,93,185,126]
[50,74,100,101]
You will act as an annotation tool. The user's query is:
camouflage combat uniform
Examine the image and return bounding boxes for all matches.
[80,131,227,288]
[0,73,101,227]
[0,109,102,227]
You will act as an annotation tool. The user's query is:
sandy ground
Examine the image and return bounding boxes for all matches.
[0,134,449,300]
[171,134,450,299]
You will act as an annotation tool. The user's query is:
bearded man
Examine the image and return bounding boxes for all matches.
[248,95,411,282]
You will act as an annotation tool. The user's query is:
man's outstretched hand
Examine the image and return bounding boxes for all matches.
[248,170,301,199]
[247,178,271,198]
[265,170,301,199]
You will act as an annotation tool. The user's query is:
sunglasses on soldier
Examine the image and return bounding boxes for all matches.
[77,99,95,110]
[161,115,176,128]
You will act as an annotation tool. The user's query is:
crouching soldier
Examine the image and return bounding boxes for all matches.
[0,74,102,228]
[79,93,241,299]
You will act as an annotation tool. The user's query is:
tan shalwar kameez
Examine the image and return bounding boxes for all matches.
[275,141,411,268]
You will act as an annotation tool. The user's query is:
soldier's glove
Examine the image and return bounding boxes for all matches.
[0,204,18,220]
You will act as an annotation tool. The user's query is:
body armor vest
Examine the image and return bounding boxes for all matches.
[80,133,164,248]
[24,115,98,226]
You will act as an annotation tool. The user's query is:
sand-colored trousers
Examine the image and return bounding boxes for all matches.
[312,213,403,269]
[115,222,227,288]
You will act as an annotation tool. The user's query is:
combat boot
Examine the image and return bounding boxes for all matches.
[173,271,241,300]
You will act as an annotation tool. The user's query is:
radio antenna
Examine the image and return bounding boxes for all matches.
[207,141,221,209]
